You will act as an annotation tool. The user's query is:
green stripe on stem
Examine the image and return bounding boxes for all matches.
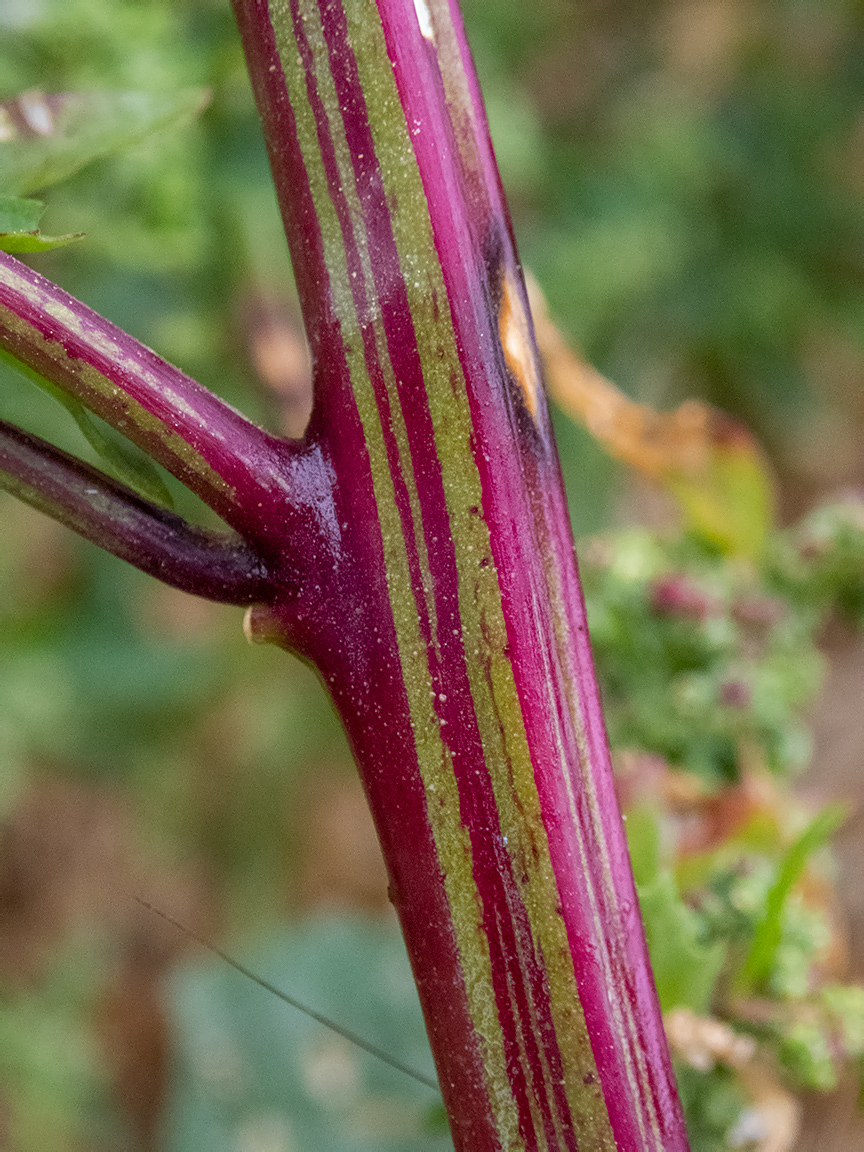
[236,0,686,1147]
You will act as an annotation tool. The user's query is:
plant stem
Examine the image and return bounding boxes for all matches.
[0,418,269,603]
[0,251,297,543]
[236,0,687,1146]
[0,249,340,614]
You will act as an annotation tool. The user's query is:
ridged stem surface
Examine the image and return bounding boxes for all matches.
[235,1,687,1147]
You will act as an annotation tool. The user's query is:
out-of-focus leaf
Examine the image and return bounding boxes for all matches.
[637,870,726,1013]
[0,89,210,197]
[61,397,174,507]
[623,802,663,887]
[0,936,110,1152]
[0,194,43,232]
[162,916,450,1152]
[672,1063,748,1152]
[529,275,776,560]
[822,985,864,1061]
[776,498,864,623]
[0,349,173,507]
[735,802,847,996]
[779,1019,837,1091]
[665,415,775,564]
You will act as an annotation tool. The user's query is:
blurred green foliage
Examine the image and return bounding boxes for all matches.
[674,1063,748,1152]
[0,938,116,1151]
[162,917,448,1152]
[462,0,864,509]
[1,0,864,1149]
[581,507,864,1146]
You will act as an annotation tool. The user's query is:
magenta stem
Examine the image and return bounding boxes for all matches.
[0,418,270,603]
[235,0,688,1147]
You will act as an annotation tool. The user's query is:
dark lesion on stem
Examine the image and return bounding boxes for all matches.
[0,419,273,605]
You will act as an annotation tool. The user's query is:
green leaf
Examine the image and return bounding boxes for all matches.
[163,917,450,1152]
[0,89,210,197]
[0,194,44,233]
[637,870,726,1013]
[0,232,84,254]
[0,194,84,252]
[666,420,776,562]
[623,803,663,887]
[0,349,173,508]
[62,399,174,508]
[779,1019,837,1091]
[673,1064,747,1152]
[734,802,847,996]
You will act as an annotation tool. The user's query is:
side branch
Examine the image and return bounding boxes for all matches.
[0,252,294,545]
[0,419,272,604]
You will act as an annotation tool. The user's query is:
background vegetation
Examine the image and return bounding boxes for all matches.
[1,1,863,1149]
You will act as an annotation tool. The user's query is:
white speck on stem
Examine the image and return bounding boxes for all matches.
[413,0,434,41]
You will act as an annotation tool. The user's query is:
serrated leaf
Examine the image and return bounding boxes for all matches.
[0,348,173,508]
[0,89,210,197]
[638,870,726,1013]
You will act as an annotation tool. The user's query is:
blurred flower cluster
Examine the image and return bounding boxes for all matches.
[577,469,864,1150]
